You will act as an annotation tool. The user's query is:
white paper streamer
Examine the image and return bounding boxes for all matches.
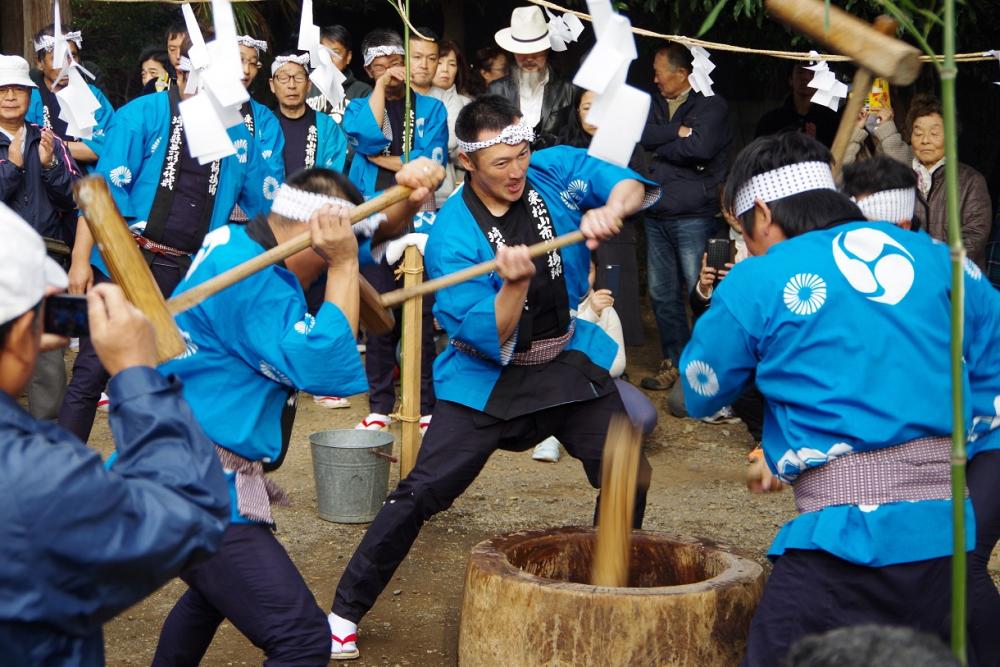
[545,7,585,52]
[989,50,1000,86]
[42,1,101,140]
[805,51,848,112]
[297,0,346,112]
[688,45,716,97]
[571,0,649,167]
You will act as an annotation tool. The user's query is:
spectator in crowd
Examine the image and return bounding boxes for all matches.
[755,62,840,147]
[0,54,80,421]
[490,6,574,148]
[165,19,188,69]
[135,47,175,98]
[307,25,373,124]
[432,39,471,205]
[559,86,646,346]
[27,24,115,171]
[639,43,732,391]
[468,45,511,96]
[907,94,992,268]
[843,103,910,166]
[407,27,440,99]
[0,206,229,666]
[234,35,284,185]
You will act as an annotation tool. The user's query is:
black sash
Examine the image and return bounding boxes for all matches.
[375,94,415,192]
[37,82,70,139]
[144,87,220,246]
[462,179,570,350]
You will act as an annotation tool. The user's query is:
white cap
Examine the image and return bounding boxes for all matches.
[0,203,68,325]
[495,7,551,55]
[0,55,37,89]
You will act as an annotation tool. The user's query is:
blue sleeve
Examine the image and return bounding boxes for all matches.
[426,224,514,365]
[26,89,44,126]
[254,105,286,176]
[80,85,115,157]
[95,100,149,220]
[8,367,229,629]
[679,294,758,418]
[342,97,390,157]
[656,97,731,166]
[530,146,660,212]
[237,126,280,218]
[409,99,448,166]
[318,115,347,172]
[236,284,368,396]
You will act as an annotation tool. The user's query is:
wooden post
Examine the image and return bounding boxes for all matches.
[3,0,71,59]
[398,245,424,479]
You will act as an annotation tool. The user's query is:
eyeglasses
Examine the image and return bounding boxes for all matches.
[274,73,307,85]
[369,60,404,76]
[0,85,29,96]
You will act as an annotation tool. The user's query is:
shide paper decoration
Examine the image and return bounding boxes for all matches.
[545,7,585,52]
[46,1,102,140]
[805,51,849,112]
[688,45,716,97]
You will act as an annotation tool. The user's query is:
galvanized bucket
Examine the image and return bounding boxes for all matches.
[309,429,395,524]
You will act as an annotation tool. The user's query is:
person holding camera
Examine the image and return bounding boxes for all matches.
[0,204,229,665]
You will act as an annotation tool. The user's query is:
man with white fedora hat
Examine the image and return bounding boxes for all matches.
[489,6,574,148]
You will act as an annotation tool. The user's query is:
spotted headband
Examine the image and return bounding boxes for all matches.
[270,183,386,238]
[237,35,268,55]
[34,32,82,53]
[363,45,405,67]
[456,120,536,154]
[733,161,837,216]
[853,188,916,225]
[271,53,311,76]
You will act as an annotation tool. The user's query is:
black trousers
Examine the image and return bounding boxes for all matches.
[152,524,330,667]
[332,392,651,623]
[968,450,1000,665]
[741,547,994,667]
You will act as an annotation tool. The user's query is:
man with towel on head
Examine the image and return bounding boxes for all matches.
[680,131,1000,666]
[327,94,661,660]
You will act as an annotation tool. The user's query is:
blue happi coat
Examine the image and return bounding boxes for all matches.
[341,92,448,198]
[245,97,285,176]
[27,83,115,159]
[310,110,347,173]
[91,90,280,275]
[159,223,368,524]
[425,146,659,411]
[680,221,1000,566]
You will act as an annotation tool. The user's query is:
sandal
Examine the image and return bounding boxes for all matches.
[330,633,359,660]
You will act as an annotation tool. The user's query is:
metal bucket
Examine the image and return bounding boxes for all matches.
[309,429,395,524]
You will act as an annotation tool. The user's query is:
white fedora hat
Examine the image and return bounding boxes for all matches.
[0,55,37,89]
[495,6,552,55]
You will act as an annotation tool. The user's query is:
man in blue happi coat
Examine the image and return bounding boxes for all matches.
[327,95,661,660]
[340,28,449,432]
[59,43,281,443]
[148,159,443,666]
[679,132,1000,666]
[27,24,115,171]
[0,203,229,666]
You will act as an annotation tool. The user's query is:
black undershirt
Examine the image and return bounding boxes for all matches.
[375,98,407,192]
[160,146,212,252]
[278,109,312,177]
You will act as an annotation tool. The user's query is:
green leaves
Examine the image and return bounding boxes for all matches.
[697,0,730,36]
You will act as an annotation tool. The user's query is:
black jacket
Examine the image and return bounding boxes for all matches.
[0,122,79,242]
[488,70,575,149]
[640,90,732,220]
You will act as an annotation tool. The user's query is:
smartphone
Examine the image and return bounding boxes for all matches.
[599,264,621,298]
[44,294,89,337]
[705,239,734,276]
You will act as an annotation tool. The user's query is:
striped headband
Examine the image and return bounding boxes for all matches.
[457,120,536,154]
[271,53,310,76]
[237,35,268,55]
[853,188,916,225]
[34,32,82,53]
[363,45,405,67]
[733,161,837,216]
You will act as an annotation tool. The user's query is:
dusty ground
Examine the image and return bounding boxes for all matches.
[69,332,996,666]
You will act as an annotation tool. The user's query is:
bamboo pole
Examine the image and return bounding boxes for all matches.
[941,0,967,661]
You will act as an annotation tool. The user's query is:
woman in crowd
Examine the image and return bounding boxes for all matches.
[431,39,471,205]
[466,46,510,96]
[135,46,175,98]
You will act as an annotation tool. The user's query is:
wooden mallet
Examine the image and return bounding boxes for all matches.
[765,0,922,173]
[75,176,406,362]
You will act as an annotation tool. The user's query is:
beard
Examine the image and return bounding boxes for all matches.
[517,66,545,91]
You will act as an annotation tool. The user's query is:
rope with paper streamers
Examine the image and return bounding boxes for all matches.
[526,0,996,63]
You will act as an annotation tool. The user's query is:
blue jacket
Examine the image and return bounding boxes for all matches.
[0,122,81,241]
[27,83,116,161]
[640,90,731,219]
[0,367,229,666]
[246,97,285,177]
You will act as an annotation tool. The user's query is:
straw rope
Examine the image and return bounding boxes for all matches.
[526,0,996,63]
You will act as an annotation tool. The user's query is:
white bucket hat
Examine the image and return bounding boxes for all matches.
[0,203,68,326]
[495,6,552,55]
[0,55,37,89]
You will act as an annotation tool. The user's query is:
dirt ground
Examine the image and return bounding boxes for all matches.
[72,330,997,666]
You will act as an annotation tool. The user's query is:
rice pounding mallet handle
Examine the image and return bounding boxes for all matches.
[76,176,407,361]
[764,0,922,173]
[380,230,586,308]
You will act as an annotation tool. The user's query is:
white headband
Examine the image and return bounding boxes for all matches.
[363,45,405,67]
[271,53,311,76]
[177,56,193,73]
[34,31,82,53]
[457,120,536,154]
[853,188,916,225]
[733,161,837,216]
[237,35,268,55]
[270,184,387,238]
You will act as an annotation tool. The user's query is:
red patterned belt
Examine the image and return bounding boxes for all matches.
[132,232,192,258]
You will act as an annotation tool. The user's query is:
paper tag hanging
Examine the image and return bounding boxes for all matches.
[688,45,716,97]
[805,51,848,112]
[545,7,585,52]
[296,0,346,110]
